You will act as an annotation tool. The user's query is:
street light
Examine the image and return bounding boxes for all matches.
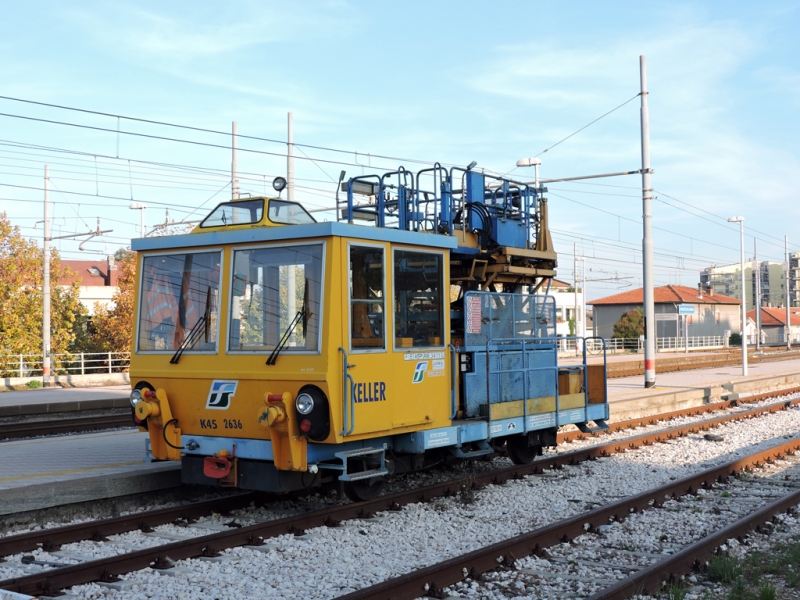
[516,157,542,188]
[728,216,748,376]
[129,203,147,238]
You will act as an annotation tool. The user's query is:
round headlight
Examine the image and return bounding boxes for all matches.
[130,388,143,407]
[296,392,314,415]
[273,176,287,192]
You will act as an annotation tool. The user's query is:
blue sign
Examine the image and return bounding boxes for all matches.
[678,304,696,315]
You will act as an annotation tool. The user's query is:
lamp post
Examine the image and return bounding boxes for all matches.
[728,216,747,376]
[129,203,147,238]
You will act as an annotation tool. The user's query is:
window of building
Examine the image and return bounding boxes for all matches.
[349,245,385,351]
[138,251,221,352]
[229,243,323,352]
[393,249,444,348]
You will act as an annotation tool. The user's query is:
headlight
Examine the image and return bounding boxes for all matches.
[295,392,314,415]
[130,389,143,407]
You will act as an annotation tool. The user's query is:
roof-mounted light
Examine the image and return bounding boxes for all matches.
[273,177,287,192]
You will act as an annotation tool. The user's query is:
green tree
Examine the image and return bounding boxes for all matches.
[0,213,84,372]
[612,307,644,339]
[90,250,137,353]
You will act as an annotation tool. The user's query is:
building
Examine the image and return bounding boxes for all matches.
[59,258,119,315]
[700,260,787,311]
[536,278,582,336]
[588,284,740,340]
[745,307,800,345]
[791,252,800,307]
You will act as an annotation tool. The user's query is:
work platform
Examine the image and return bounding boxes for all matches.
[0,359,799,516]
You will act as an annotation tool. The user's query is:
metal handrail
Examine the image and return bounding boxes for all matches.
[337,347,356,436]
[448,343,457,420]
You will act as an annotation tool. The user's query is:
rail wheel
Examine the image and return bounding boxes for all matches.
[343,476,386,502]
[506,435,541,465]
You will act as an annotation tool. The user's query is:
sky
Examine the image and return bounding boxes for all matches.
[2,1,799,302]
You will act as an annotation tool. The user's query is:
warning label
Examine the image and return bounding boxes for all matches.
[466,296,482,335]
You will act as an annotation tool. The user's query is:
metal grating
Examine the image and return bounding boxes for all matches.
[464,292,556,348]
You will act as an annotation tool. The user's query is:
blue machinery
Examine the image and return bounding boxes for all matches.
[338,165,558,291]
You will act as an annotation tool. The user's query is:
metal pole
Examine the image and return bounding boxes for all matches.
[573,243,578,355]
[640,55,656,388]
[140,207,145,238]
[740,220,748,375]
[232,121,239,199]
[287,112,295,202]
[754,238,761,350]
[787,235,792,349]
[286,113,296,340]
[43,165,51,387]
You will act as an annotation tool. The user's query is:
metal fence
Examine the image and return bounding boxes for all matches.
[0,352,130,378]
[556,336,727,355]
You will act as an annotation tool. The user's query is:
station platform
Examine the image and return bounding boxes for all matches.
[0,358,798,516]
[0,385,130,418]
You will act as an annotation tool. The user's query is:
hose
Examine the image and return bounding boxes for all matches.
[162,418,185,450]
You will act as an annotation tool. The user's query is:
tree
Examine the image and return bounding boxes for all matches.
[613,308,644,339]
[0,213,84,372]
[90,249,136,353]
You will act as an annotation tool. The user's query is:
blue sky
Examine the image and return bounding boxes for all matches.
[2,1,799,301]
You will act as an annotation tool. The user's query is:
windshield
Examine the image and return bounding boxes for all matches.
[200,199,264,228]
[268,199,315,225]
[138,251,221,352]
[229,243,323,352]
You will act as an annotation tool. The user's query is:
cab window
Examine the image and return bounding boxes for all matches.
[229,243,323,352]
[200,199,264,228]
[138,251,221,352]
[268,199,315,225]
[393,250,444,348]
[350,245,385,351]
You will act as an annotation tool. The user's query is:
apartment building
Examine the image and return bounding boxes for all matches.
[700,260,788,311]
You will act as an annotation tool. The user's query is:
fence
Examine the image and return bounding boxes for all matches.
[0,352,130,378]
[557,336,727,355]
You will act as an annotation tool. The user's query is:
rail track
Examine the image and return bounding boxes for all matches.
[1,389,799,597]
[606,348,800,378]
[0,413,133,440]
[337,438,800,600]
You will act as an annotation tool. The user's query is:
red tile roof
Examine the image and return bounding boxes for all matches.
[746,307,800,327]
[588,285,740,306]
[58,260,118,287]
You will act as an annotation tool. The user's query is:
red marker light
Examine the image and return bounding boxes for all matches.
[300,418,312,433]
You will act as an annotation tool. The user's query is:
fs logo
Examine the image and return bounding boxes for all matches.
[206,380,237,410]
[412,361,428,384]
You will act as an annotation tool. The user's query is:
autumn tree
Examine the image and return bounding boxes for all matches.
[90,249,136,353]
[612,307,644,339]
[0,213,84,371]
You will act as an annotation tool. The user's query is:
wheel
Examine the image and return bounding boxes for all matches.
[506,435,541,465]
[342,457,390,502]
[344,476,385,502]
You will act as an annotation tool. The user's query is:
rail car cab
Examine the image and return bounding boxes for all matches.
[129,170,609,500]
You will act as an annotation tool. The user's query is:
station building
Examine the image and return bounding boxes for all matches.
[589,284,740,340]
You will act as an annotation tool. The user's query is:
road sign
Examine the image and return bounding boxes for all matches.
[678,305,696,315]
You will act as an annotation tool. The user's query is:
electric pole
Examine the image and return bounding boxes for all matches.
[43,166,51,387]
[640,55,656,388]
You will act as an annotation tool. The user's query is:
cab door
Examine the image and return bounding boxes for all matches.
[343,240,393,435]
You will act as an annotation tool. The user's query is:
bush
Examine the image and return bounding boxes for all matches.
[729,332,742,346]
[26,379,42,389]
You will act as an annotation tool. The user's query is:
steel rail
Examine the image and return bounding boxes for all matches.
[0,414,133,440]
[2,397,799,596]
[607,351,800,378]
[0,493,254,558]
[587,489,800,599]
[335,437,800,600]
[558,385,800,443]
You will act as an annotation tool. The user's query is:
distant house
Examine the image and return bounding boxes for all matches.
[745,307,800,344]
[588,285,740,339]
[59,258,119,315]
[536,278,582,336]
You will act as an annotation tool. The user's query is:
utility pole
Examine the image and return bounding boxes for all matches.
[43,166,51,387]
[573,243,578,355]
[754,239,761,350]
[640,55,656,388]
[287,112,295,202]
[787,236,792,349]
[287,112,296,337]
[232,121,239,200]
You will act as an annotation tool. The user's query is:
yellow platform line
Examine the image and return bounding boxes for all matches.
[0,461,144,482]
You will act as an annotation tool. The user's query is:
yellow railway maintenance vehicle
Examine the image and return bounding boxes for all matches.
[130,166,609,500]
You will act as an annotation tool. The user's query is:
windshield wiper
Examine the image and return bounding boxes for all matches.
[266,307,305,366]
[170,287,212,364]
